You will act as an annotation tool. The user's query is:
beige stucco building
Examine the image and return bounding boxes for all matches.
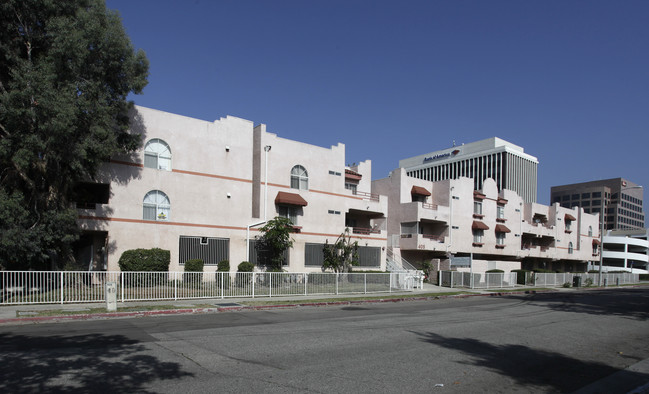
[373,168,601,275]
[76,106,387,272]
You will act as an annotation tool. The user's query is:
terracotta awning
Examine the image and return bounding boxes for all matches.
[497,197,508,205]
[275,191,307,206]
[593,239,601,245]
[473,191,486,200]
[472,221,490,230]
[495,224,511,233]
[565,214,576,221]
[411,186,431,196]
[344,169,362,181]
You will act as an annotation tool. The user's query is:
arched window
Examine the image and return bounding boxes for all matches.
[588,226,593,237]
[143,190,170,221]
[144,139,172,171]
[568,242,573,254]
[290,165,308,190]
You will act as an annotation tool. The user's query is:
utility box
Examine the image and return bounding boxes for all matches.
[105,281,117,312]
[572,276,582,288]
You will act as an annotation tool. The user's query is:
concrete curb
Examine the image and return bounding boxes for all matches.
[0,288,562,325]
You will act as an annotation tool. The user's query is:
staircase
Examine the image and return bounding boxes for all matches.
[386,248,425,289]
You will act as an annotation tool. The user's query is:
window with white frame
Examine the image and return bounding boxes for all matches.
[290,165,308,190]
[588,226,593,237]
[278,205,298,225]
[144,139,172,171]
[496,232,505,245]
[345,182,357,194]
[143,190,170,221]
[566,220,572,231]
[473,229,483,243]
[568,242,574,254]
[497,205,505,219]
[474,201,482,215]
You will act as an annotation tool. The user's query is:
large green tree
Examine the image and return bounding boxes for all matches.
[0,0,148,269]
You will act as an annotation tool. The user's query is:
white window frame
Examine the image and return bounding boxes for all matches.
[474,201,482,215]
[497,205,505,219]
[473,229,483,243]
[496,232,505,245]
[568,242,574,254]
[278,205,298,225]
[143,190,171,221]
[144,138,172,171]
[291,165,308,190]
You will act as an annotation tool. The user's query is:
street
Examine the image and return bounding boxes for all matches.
[1,288,648,393]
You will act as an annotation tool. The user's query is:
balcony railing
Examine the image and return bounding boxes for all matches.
[422,234,444,242]
[352,227,381,235]
[422,202,438,210]
[353,190,380,202]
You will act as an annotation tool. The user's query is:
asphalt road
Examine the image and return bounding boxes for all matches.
[1,288,648,393]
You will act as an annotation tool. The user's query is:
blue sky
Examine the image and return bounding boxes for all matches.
[106,0,648,205]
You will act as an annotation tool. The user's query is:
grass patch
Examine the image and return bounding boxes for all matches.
[15,303,215,318]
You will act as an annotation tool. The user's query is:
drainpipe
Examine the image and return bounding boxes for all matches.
[246,145,272,262]
[446,185,454,255]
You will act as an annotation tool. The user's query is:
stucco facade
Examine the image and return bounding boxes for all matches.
[77,106,387,272]
[372,168,601,275]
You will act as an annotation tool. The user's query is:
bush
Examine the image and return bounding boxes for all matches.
[512,269,531,285]
[118,248,170,287]
[217,260,230,272]
[237,261,254,272]
[486,269,504,273]
[640,274,649,281]
[562,282,572,288]
[118,248,170,272]
[183,259,204,284]
[236,261,254,287]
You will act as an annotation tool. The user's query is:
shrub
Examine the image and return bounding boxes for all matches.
[183,259,204,284]
[512,269,531,285]
[118,248,170,272]
[118,248,170,287]
[238,261,254,272]
[584,277,594,287]
[236,261,254,287]
[217,260,230,272]
[486,269,504,273]
[639,274,649,281]
[562,282,572,288]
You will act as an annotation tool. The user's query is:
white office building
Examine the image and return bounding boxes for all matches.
[399,137,539,203]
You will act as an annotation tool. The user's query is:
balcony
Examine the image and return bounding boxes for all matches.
[401,201,449,224]
[399,233,447,251]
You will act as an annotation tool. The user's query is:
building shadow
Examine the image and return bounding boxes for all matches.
[0,332,193,393]
[409,330,649,392]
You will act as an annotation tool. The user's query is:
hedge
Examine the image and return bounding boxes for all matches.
[183,259,204,284]
[118,248,170,272]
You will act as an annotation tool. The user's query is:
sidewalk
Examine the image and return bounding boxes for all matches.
[0,282,634,325]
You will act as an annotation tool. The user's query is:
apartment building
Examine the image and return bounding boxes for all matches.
[399,137,539,203]
[551,178,645,230]
[76,106,388,272]
[373,169,601,275]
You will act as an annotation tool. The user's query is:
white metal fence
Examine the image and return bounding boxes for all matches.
[440,271,641,289]
[0,271,415,305]
[440,272,518,289]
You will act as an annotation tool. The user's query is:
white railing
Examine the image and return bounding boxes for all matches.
[0,271,413,305]
[439,271,641,289]
[440,272,518,289]
[385,248,424,288]
[531,272,639,287]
